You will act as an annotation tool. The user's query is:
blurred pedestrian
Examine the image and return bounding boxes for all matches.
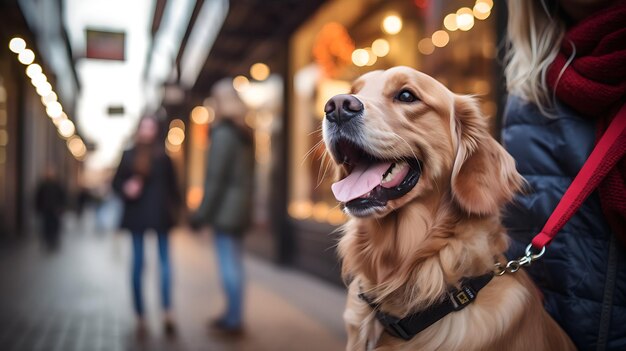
[191,78,255,334]
[502,1,626,349]
[112,115,181,337]
[34,166,66,251]
[76,186,93,218]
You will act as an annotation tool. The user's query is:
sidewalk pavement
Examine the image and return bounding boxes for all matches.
[0,214,347,351]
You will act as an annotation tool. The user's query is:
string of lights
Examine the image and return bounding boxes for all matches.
[8,37,87,160]
[349,0,494,64]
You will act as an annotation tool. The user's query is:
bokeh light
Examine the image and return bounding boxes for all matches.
[67,136,86,158]
[46,101,63,119]
[312,202,329,222]
[41,92,58,106]
[288,200,313,219]
[52,112,68,126]
[36,82,52,96]
[456,7,475,31]
[57,119,76,138]
[26,64,42,78]
[382,15,402,35]
[18,49,35,65]
[191,106,212,124]
[351,48,369,67]
[431,30,450,48]
[327,207,346,225]
[443,13,458,31]
[169,118,185,131]
[167,126,185,146]
[473,0,492,20]
[418,38,435,55]
[250,63,270,81]
[30,73,47,87]
[371,38,390,57]
[476,0,493,9]
[232,75,250,92]
[9,37,26,53]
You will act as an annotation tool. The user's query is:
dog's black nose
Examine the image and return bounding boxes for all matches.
[324,94,363,124]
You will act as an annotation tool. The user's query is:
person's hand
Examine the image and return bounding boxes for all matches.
[123,176,143,200]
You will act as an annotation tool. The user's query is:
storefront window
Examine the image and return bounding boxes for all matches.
[288,0,497,225]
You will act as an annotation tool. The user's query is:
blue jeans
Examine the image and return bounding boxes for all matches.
[214,231,244,327]
[131,231,172,316]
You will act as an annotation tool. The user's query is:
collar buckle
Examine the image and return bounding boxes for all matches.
[450,285,477,311]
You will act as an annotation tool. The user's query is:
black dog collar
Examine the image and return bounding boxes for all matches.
[358,273,494,340]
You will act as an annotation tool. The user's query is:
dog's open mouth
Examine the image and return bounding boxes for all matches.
[330,139,422,215]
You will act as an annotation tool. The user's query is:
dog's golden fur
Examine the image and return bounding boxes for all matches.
[325,67,576,350]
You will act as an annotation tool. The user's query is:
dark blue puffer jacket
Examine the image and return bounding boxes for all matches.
[501,95,626,351]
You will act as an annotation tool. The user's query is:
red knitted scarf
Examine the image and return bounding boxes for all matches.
[547,1,626,245]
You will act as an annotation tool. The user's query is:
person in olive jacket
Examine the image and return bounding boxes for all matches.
[191,78,254,334]
[112,115,181,337]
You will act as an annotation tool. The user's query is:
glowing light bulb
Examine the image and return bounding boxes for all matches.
[31,73,47,87]
[351,49,369,67]
[382,15,403,35]
[169,118,185,131]
[431,30,450,48]
[191,106,211,124]
[456,7,475,31]
[250,63,270,81]
[372,39,390,57]
[233,75,249,92]
[42,92,58,106]
[18,49,35,65]
[9,37,26,53]
[46,101,63,118]
[473,1,492,20]
[167,127,185,146]
[36,82,52,96]
[26,64,42,78]
[444,14,458,31]
[58,119,75,138]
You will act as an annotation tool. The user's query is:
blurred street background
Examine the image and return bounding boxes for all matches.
[0,0,501,350]
[0,216,346,351]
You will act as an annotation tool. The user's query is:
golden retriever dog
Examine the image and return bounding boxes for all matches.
[322,66,575,351]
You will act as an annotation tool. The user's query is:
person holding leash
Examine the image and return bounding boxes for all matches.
[501,1,626,349]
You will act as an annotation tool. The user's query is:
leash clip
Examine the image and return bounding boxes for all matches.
[494,244,546,276]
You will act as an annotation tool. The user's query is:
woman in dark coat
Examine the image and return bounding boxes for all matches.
[191,78,254,333]
[112,116,181,336]
[502,1,625,349]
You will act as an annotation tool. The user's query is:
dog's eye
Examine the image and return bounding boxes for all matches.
[396,90,418,103]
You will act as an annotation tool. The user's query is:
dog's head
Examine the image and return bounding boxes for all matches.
[323,66,523,218]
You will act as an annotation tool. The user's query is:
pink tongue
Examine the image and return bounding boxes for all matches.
[331,162,392,202]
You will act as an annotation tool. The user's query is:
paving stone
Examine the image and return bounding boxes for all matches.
[0,221,346,351]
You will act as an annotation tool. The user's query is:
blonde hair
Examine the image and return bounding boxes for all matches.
[504,0,567,116]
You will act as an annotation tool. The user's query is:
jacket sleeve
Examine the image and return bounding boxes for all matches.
[193,126,236,223]
[112,151,131,197]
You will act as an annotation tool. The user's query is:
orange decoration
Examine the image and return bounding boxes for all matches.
[313,23,355,78]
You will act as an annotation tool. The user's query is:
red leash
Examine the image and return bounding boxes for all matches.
[531,104,626,251]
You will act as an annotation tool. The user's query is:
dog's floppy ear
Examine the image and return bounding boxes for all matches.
[450,95,524,215]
